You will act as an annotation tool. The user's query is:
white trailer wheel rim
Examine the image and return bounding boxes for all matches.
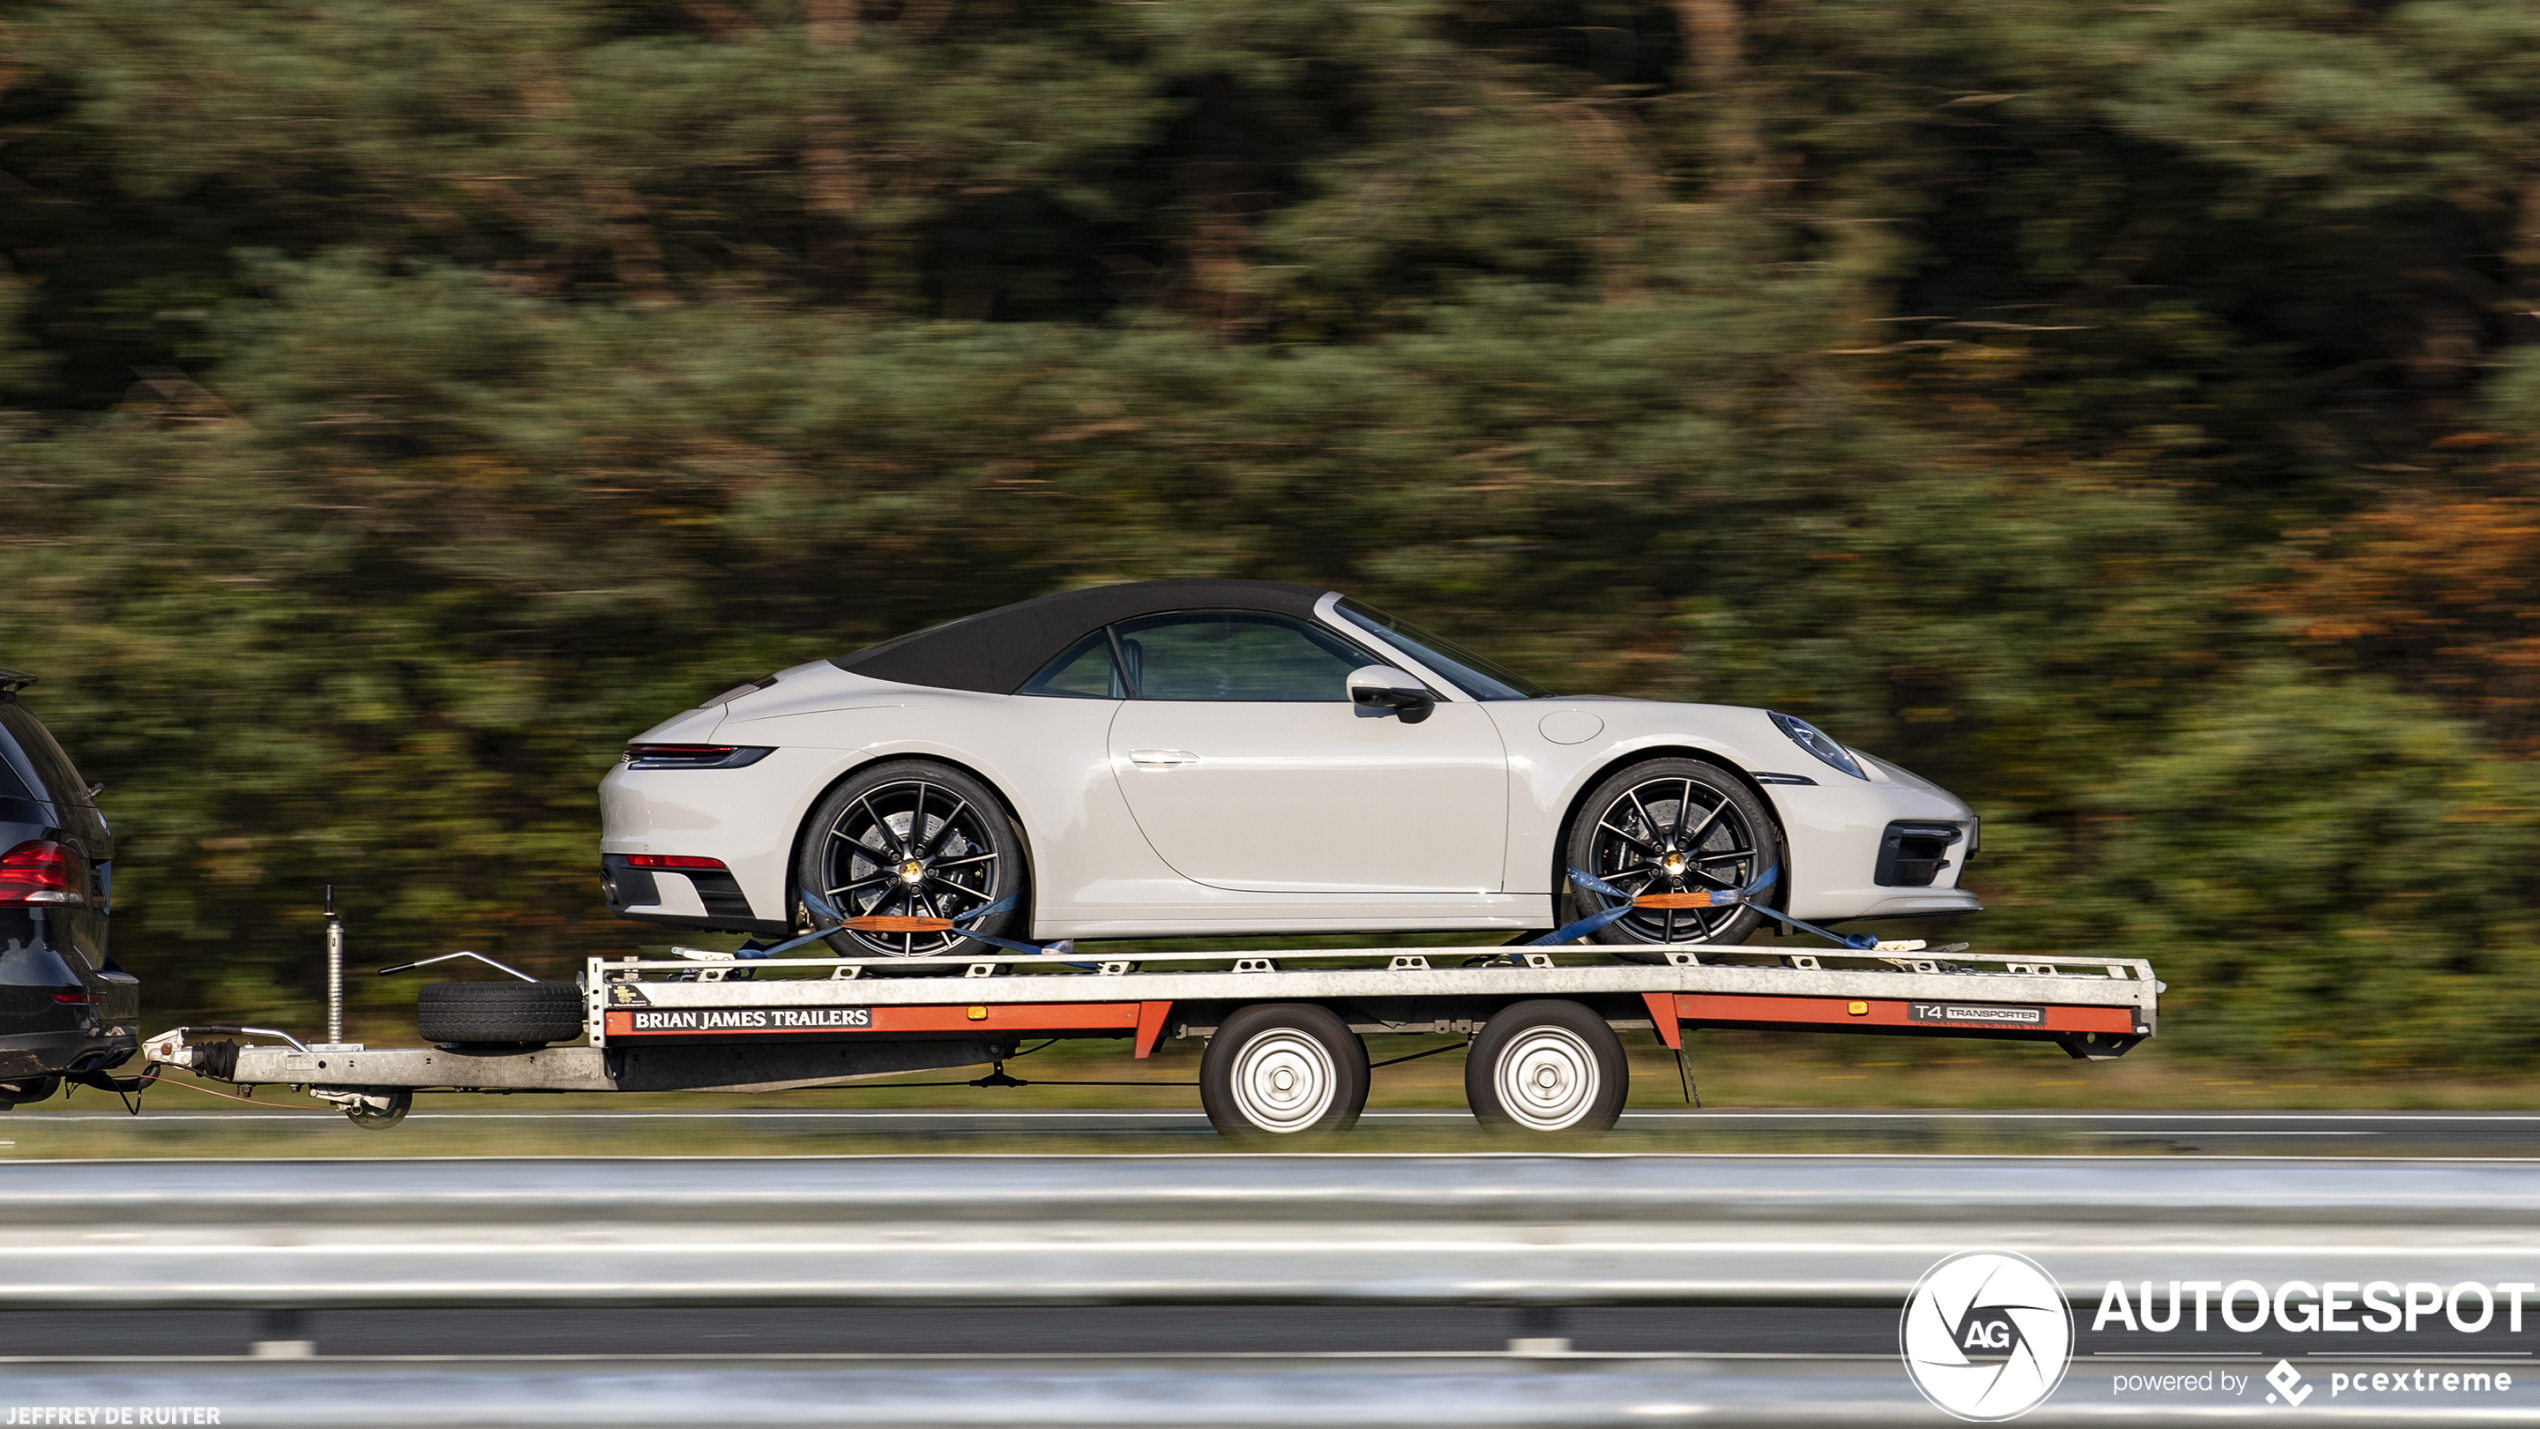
[1494,1027,1600,1130]
[1228,1029,1337,1133]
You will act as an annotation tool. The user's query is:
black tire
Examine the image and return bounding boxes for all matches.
[792,759,1028,972]
[343,1088,413,1130]
[417,981,585,1045]
[1562,757,1780,961]
[1465,1000,1628,1138]
[1200,1004,1370,1144]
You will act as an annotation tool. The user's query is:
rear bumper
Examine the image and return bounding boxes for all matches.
[600,855,790,939]
[0,1025,137,1083]
[1,923,142,1082]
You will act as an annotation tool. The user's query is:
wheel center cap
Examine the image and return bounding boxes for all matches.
[899,860,925,884]
[1661,853,1688,876]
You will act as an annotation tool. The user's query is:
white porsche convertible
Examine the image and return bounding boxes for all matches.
[598,580,1979,959]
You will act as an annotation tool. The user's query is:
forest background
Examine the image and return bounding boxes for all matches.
[5,0,2540,1078]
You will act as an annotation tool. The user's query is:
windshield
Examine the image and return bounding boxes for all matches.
[1334,599,1549,701]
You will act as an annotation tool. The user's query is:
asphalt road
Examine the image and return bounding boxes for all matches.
[15,1106,2540,1154]
[18,1356,2513,1429]
[19,1303,2531,1360]
[0,1305,1888,1359]
[11,1301,2535,1361]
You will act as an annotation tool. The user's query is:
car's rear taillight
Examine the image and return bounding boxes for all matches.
[0,840,83,907]
[622,854,730,871]
[52,991,90,1005]
[623,744,774,770]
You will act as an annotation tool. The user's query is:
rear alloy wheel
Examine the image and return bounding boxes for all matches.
[792,760,1027,968]
[1562,758,1780,960]
[1465,1000,1628,1138]
[1200,1004,1370,1144]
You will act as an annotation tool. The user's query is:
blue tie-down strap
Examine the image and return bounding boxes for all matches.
[768,888,1085,963]
[1529,863,1881,952]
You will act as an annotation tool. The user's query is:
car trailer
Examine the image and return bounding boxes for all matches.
[137,940,2161,1141]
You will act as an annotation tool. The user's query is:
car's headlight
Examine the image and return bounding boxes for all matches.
[1768,712,1868,781]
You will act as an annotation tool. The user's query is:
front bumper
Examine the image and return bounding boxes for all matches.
[1767,755,1983,923]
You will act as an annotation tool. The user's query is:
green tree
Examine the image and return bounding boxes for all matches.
[4,0,2539,1072]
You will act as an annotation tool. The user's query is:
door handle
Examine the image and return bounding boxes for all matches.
[1128,749,1197,767]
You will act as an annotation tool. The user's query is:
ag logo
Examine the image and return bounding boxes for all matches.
[1900,1250,2073,1421]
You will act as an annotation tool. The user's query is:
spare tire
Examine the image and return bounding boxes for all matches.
[417,981,585,1046]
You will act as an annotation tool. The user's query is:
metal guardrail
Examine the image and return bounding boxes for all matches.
[8,1154,2540,1307]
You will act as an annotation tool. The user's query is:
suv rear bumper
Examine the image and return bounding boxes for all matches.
[1,923,142,1084]
[0,1025,137,1083]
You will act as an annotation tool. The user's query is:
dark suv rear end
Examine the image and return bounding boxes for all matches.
[0,669,139,1107]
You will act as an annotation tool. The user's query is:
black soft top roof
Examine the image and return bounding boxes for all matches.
[831,580,1334,694]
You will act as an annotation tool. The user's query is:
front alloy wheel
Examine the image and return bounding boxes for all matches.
[1562,758,1780,955]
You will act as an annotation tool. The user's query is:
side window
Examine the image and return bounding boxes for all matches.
[0,733,34,802]
[1111,611,1377,702]
[0,704,85,805]
[1018,629,1127,699]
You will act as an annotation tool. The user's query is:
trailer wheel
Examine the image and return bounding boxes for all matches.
[1200,1004,1369,1144]
[1465,1000,1627,1138]
[343,1089,412,1130]
[416,981,585,1046]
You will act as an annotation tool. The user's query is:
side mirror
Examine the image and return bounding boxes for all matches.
[1347,665,1436,724]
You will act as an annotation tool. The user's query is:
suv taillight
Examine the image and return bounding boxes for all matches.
[0,840,84,907]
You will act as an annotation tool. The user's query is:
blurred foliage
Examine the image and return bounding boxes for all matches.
[3,0,2539,1071]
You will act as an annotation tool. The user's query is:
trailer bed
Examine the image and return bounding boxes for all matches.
[140,942,2158,1136]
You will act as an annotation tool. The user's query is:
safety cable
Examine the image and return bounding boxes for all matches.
[121,1074,334,1112]
[812,1078,1199,1089]
[57,1063,161,1115]
[1366,1041,1464,1070]
[821,1036,1461,1090]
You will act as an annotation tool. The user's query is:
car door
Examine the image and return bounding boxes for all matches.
[1104,609,1508,893]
